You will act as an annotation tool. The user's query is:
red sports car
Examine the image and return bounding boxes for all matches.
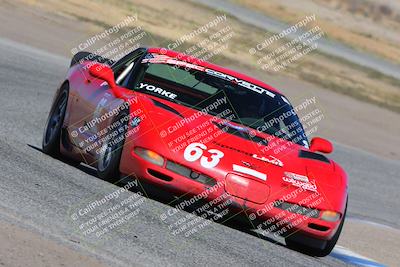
[42,47,348,256]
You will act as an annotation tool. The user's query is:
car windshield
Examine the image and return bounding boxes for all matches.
[128,54,308,147]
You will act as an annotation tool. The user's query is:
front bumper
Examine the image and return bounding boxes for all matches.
[120,148,341,241]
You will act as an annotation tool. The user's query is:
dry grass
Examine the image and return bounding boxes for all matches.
[19,0,400,112]
[232,0,400,64]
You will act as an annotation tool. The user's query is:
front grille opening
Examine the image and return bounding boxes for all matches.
[147,169,173,181]
[308,223,329,232]
[274,201,320,218]
[166,161,216,186]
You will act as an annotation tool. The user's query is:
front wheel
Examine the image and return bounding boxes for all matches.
[96,109,129,183]
[285,201,347,257]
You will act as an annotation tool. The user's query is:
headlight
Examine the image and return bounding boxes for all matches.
[134,147,164,166]
[321,210,340,222]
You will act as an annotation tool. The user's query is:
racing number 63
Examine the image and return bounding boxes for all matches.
[184,143,224,169]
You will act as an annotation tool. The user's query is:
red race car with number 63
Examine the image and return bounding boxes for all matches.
[43,47,348,256]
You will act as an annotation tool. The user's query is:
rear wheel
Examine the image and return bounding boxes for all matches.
[97,109,128,182]
[42,85,69,157]
[285,201,347,257]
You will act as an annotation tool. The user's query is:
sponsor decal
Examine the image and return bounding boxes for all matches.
[205,69,276,98]
[138,83,177,100]
[232,164,267,181]
[130,116,141,128]
[282,172,318,192]
[142,54,205,71]
[142,54,276,98]
[241,161,251,167]
[252,154,283,167]
[284,172,309,182]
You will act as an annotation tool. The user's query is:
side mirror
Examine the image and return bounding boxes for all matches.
[89,63,116,88]
[310,137,333,154]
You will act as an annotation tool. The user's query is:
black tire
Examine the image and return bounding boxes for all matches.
[42,84,69,157]
[285,201,347,257]
[96,109,129,182]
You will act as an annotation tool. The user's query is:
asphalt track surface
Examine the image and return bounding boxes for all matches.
[0,37,399,266]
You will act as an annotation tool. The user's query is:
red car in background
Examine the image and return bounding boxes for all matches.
[42,47,348,256]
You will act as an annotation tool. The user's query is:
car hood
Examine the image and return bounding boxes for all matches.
[132,93,343,201]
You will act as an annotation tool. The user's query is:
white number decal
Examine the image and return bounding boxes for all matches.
[200,149,224,168]
[184,143,224,168]
[184,143,207,162]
